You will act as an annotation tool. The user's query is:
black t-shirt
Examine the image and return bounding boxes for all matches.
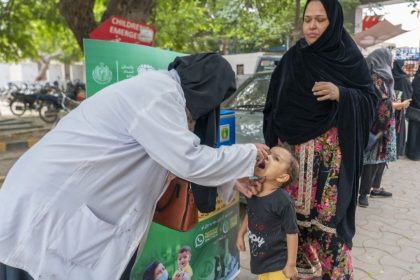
[246,188,298,274]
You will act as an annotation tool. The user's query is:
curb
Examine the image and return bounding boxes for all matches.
[0,138,39,153]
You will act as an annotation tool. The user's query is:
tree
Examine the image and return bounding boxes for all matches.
[0,0,155,63]
[58,0,154,51]
[1,0,419,67]
[152,0,295,54]
[0,0,83,80]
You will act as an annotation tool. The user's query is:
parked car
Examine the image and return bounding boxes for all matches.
[222,71,272,144]
[255,55,281,73]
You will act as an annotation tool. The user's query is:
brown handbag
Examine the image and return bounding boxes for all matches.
[153,178,198,232]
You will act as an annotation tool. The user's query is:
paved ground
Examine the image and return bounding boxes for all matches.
[237,157,420,280]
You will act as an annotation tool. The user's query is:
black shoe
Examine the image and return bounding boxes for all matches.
[370,188,392,198]
[358,195,369,207]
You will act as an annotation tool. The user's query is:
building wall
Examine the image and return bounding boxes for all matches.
[48,63,65,82]
[0,64,10,86]
[21,62,38,82]
[1,62,85,86]
[70,64,85,81]
[223,52,264,75]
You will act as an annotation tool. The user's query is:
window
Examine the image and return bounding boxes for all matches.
[236,64,244,75]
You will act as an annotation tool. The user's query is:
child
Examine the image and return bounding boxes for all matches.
[172,246,193,280]
[237,145,299,280]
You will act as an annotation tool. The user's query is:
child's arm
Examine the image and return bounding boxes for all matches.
[236,213,248,251]
[283,233,298,279]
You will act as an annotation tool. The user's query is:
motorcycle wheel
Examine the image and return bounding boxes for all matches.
[9,99,26,116]
[39,100,59,123]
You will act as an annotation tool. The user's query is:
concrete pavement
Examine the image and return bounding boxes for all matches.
[237,157,420,279]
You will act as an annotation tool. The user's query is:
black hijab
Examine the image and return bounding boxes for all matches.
[169,53,236,213]
[264,0,376,247]
[393,60,408,81]
[392,60,413,100]
[411,67,420,109]
[367,48,395,97]
[264,0,374,145]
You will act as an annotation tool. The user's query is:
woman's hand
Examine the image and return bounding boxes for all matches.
[402,99,411,109]
[254,143,269,164]
[393,99,411,110]
[312,81,340,102]
[234,177,264,198]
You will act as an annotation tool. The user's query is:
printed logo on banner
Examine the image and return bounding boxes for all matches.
[137,64,155,75]
[92,63,113,85]
[195,233,205,248]
[220,124,230,142]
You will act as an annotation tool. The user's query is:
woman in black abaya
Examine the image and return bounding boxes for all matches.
[406,67,420,160]
[392,60,413,156]
[263,0,376,278]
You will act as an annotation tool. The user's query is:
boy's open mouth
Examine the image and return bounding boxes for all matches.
[257,161,266,170]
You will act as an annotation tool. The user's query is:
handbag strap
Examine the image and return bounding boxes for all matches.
[156,180,190,212]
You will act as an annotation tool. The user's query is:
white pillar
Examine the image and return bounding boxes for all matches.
[354,6,364,33]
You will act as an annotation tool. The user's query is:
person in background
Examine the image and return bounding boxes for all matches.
[392,60,413,157]
[406,66,420,160]
[263,0,377,278]
[359,48,411,208]
[0,53,269,280]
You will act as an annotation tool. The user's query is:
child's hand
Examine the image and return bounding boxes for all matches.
[174,270,185,280]
[283,264,298,279]
[236,235,246,251]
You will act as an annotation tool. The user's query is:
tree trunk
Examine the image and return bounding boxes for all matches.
[35,60,49,82]
[101,0,154,23]
[59,0,155,52]
[59,0,97,51]
[35,53,62,82]
[291,0,302,46]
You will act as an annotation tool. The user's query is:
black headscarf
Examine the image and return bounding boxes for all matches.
[367,48,395,97]
[393,60,408,80]
[411,67,420,109]
[264,0,376,247]
[392,60,413,100]
[169,53,236,213]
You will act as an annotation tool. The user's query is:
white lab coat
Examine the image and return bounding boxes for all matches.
[0,70,257,280]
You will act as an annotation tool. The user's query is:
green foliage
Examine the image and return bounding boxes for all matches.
[0,0,38,61]
[0,0,82,62]
[341,0,361,31]
[152,0,296,54]
[0,0,416,62]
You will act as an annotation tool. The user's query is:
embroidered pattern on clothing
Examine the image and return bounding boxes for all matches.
[297,219,337,234]
[296,140,314,215]
[284,127,352,279]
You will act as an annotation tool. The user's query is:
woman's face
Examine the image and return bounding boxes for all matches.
[153,263,168,279]
[303,0,330,45]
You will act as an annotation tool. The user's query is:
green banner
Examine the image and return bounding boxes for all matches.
[83,39,241,280]
[132,203,240,280]
[84,39,184,96]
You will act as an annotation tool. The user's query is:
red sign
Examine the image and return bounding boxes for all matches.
[89,16,156,46]
[362,16,381,31]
